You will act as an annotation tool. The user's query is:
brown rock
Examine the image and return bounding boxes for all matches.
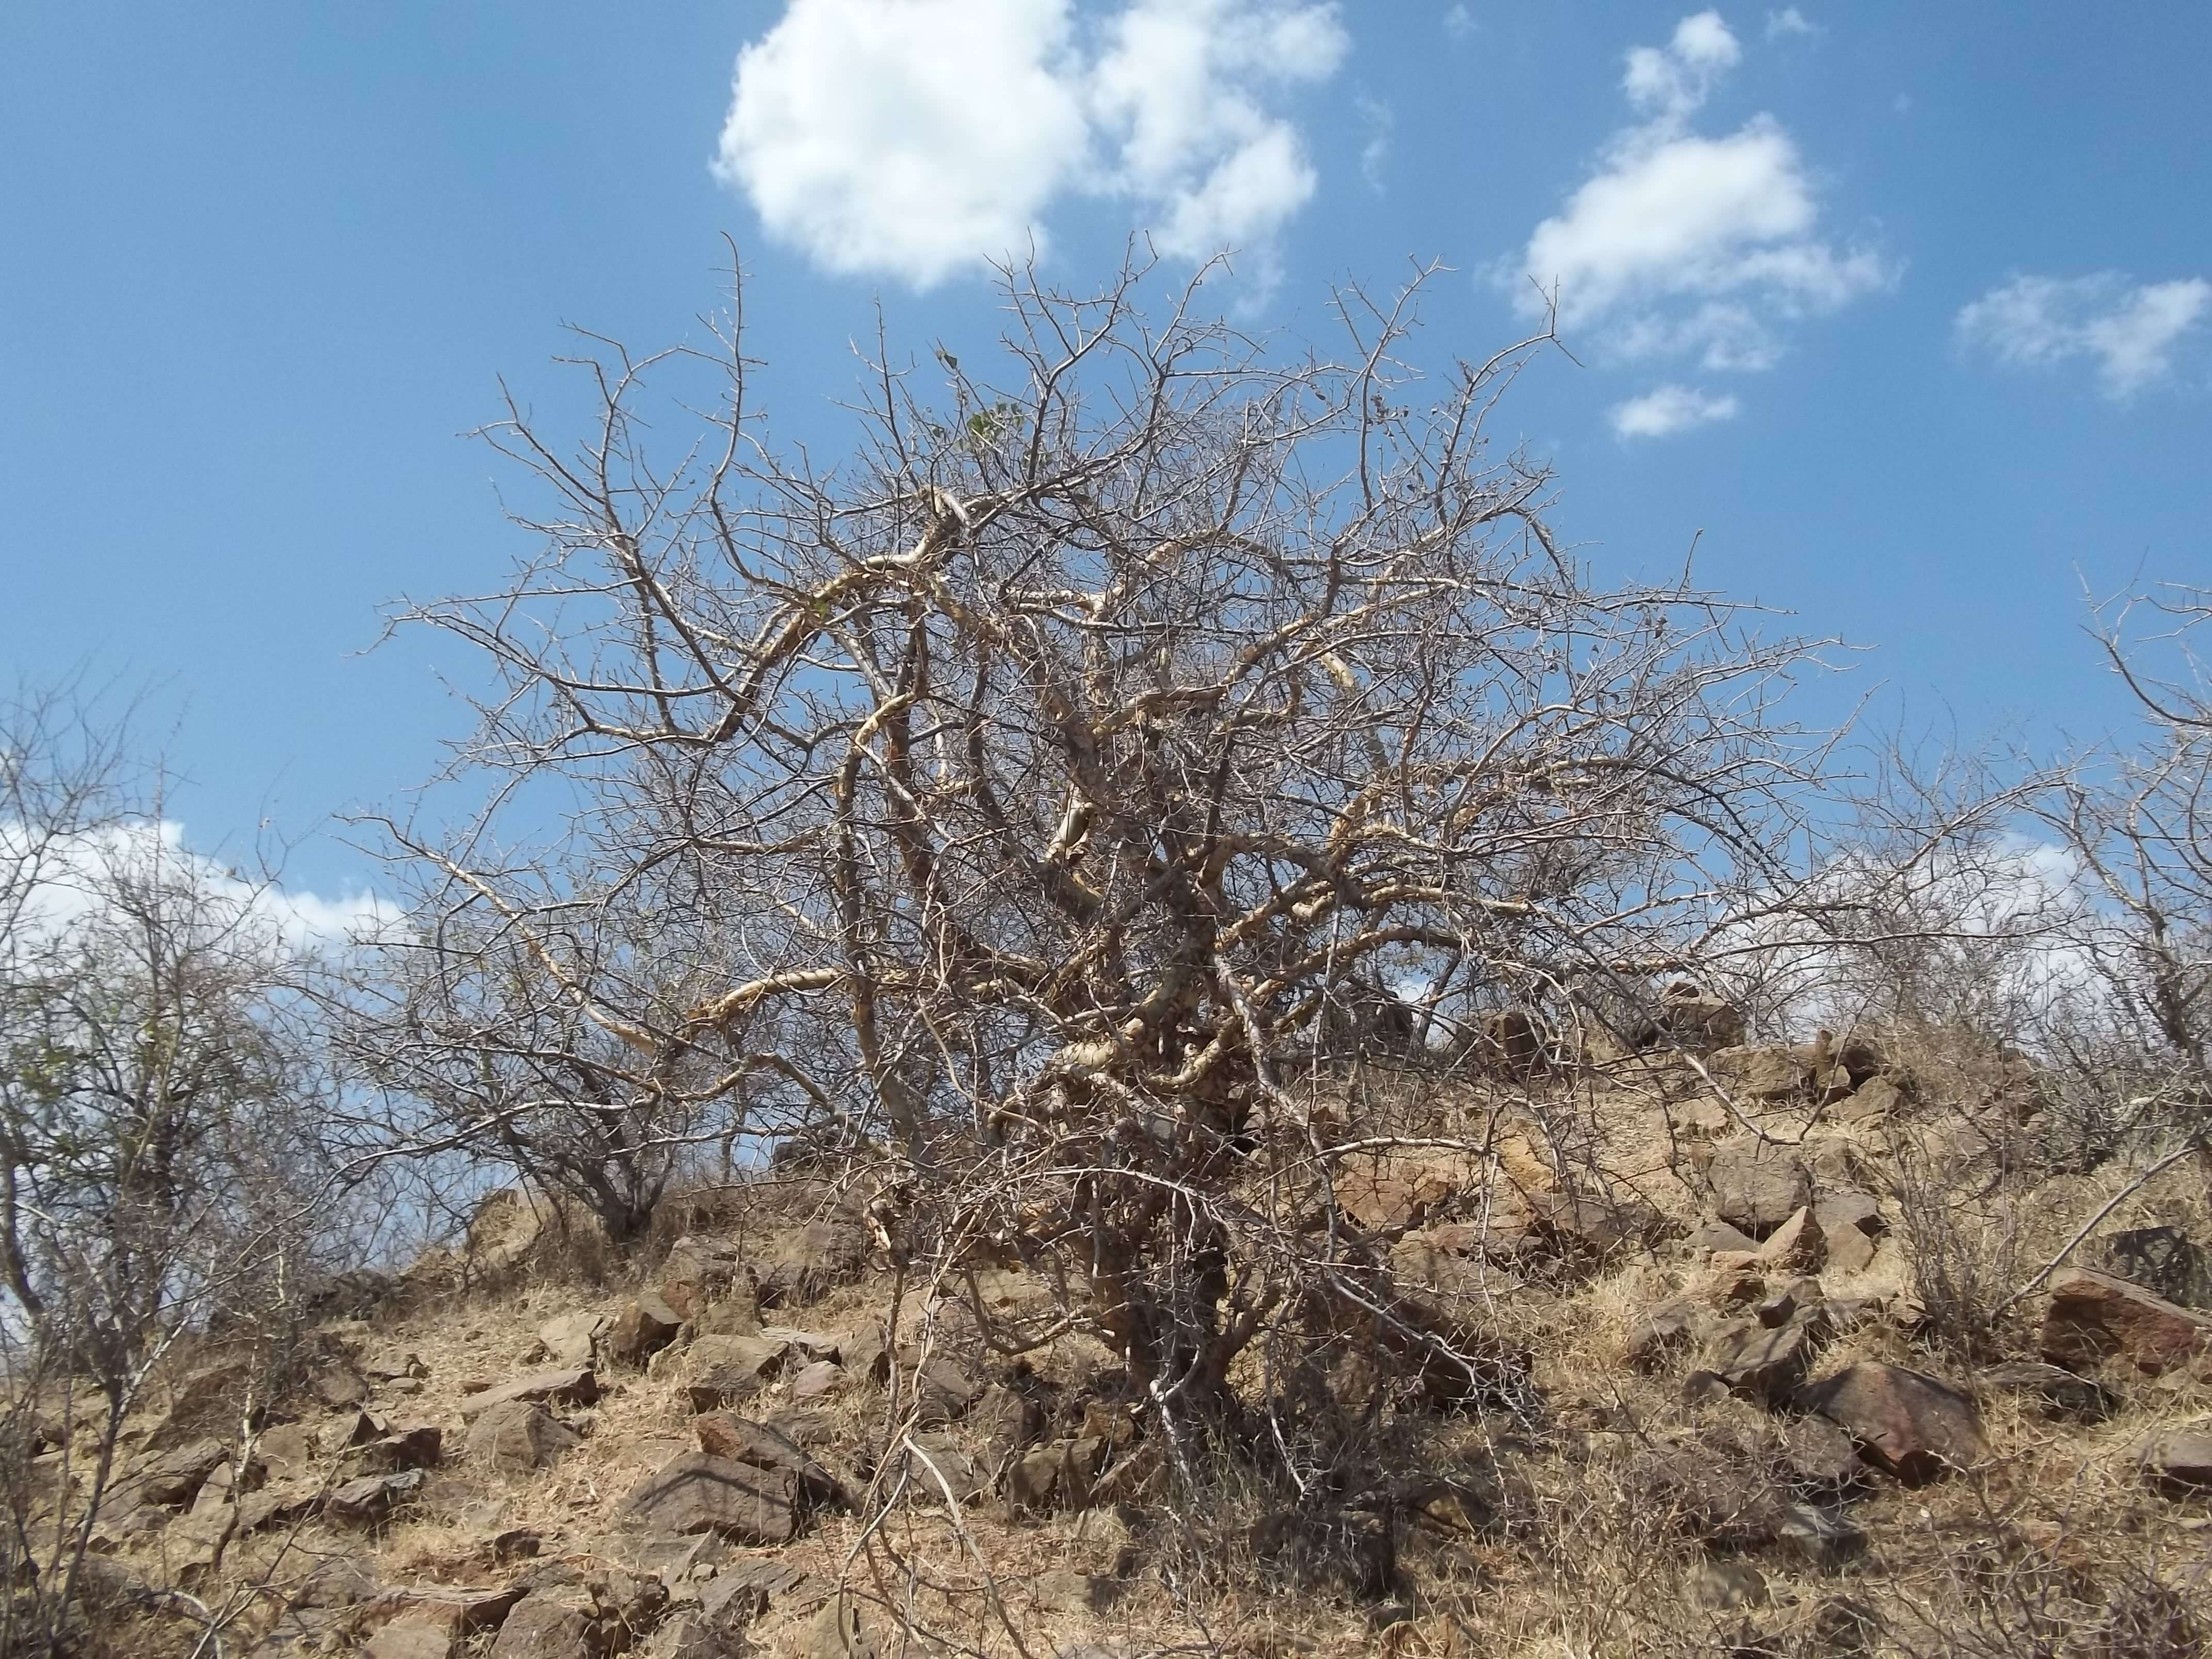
[894,1347,982,1426]
[1626,1298,1706,1370]
[2137,1425,2212,1496]
[840,1320,889,1384]
[610,1294,685,1366]
[1706,1140,1813,1239]
[1798,1362,1988,1484]
[2042,1267,2212,1378]
[1529,1189,1670,1262]
[1814,1190,1884,1273]
[363,1348,427,1382]
[466,1400,582,1472]
[1755,1206,1825,1271]
[537,1313,610,1368]
[1004,1436,1109,1514]
[789,1361,847,1401]
[648,1610,743,1658]
[1831,1075,1902,1126]
[969,1382,1048,1468]
[902,1432,990,1505]
[682,1336,791,1411]
[623,1451,799,1544]
[310,1366,370,1410]
[1641,986,1746,1053]
[794,1595,893,1659]
[1781,1413,1863,1492]
[346,1425,444,1474]
[1687,1218,1758,1256]
[1753,1276,1823,1328]
[365,1623,456,1659]
[459,1368,601,1420]
[1714,1045,1811,1102]
[360,1584,528,1642]
[660,1236,759,1331]
[326,1469,423,1526]
[693,1412,843,1507]
[1977,1360,2120,1421]
[759,1325,842,1363]
[487,1595,607,1659]
[127,1436,229,1507]
[1707,1313,1827,1405]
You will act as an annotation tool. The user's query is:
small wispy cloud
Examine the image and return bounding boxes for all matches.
[1443,5,1474,40]
[1355,94,1393,193]
[1765,7,1818,40]
[1610,383,1741,438]
[1956,271,2211,399]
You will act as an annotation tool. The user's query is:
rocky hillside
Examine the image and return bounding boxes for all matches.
[21,1025,2212,1658]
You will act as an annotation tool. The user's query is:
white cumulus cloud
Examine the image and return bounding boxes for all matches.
[714,0,1347,289]
[1609,383,1741,438]
[1956,272,2211,399]
[3,818,399,957]
[1508,11,1891,375]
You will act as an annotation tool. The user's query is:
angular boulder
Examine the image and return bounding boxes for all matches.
[327,1469,424,1526]
[623,1451,799,1544]
[1814,1190,1885,1273]
[682,1335,791,1411]
[1977,1360,2120,1422]
[2136,1425,2212,1497]
[1706,1311,1827,1405]
[537,1313,610,1368]
[610,1294,685,1366]
[1798,1362,1988,1484]
[693,1411,843,1507]
[466,1400,581,1472]
[459,1368,601,1420]
[1706,1140,1813,1239]
[2041,1267,2212,1379]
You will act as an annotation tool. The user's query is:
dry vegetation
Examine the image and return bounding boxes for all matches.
[6,259,2211,1657]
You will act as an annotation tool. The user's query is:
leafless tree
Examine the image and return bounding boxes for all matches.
[370,253,1850,1458]
[2034,584,2212,1164]
[0,685,348,1655]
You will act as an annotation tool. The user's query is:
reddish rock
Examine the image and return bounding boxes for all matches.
[693,1411,843,1507]
[2042,1267,2212,1379]
[1798,1362,1989,1485]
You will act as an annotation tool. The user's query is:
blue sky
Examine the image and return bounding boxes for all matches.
[3,2,2207,900]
